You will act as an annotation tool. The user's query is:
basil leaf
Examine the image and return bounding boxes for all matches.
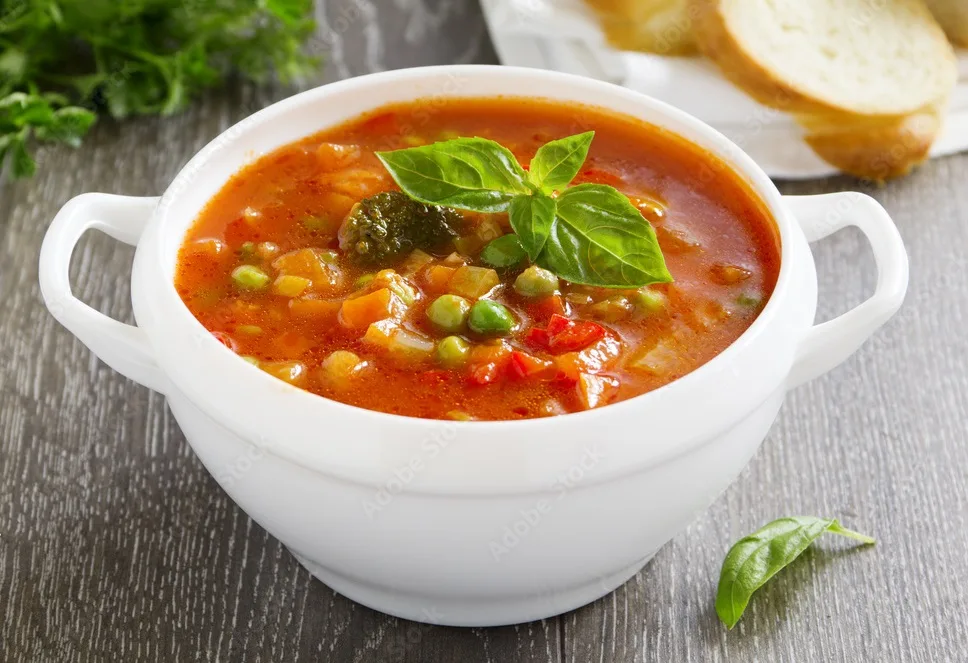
[536,184,671,287]
[716,516,875,629]
[9,135,36,179]
[377,138,531,213]
[508,193,556,260]
[480,234,527,269]
[528,131,594,193]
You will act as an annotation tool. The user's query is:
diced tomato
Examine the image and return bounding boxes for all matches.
[509,351,554,380]
[211,331,238,352]
[468,362,504,385]
[528,314,607,354]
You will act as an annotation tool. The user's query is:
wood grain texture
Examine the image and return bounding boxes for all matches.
[1,1,966,661]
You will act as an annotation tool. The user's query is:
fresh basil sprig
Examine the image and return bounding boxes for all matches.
[716,516,875,629]
[376,132,672,288]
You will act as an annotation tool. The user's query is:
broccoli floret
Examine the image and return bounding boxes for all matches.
[338,192,464,267]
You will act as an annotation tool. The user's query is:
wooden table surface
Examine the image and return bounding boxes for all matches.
[2,2,967,661]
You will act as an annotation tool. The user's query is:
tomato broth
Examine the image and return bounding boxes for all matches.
[175,97,780,420]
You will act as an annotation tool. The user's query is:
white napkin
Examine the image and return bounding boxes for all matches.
[481,0,968,179]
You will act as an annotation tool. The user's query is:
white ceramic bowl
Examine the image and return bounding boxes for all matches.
[39,65,908,627]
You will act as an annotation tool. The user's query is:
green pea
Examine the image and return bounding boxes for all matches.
[513,265,559,297]
[480,235,527,269]
[427,295,471,332]
[231,264,270,290]
[468,299,516,336]
[633,287,668,314]
[437,335,471,368]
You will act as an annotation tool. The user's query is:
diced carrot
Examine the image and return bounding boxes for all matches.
[423,265,457,293]
[362,319,398,348]
[288,297,341,320]
[339,288,400,328]
[576,373,620,410]
[554,353,582,384]
[509,351,555,380]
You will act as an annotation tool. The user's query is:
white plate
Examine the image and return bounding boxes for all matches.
[481,0,968,179]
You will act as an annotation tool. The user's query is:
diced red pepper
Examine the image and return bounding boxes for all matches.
[525,327,551,350]
[549,320,605,353]
[528,314,607,354]
[468,361,504,385]
[546,314,572,335]
[509,351,554,380]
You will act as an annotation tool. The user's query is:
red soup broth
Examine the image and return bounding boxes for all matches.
[174,97,780,421]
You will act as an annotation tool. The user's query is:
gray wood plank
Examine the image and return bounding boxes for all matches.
[1,1,966,661]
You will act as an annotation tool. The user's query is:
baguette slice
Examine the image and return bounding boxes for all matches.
[586,0,698,55]
[691,0,958,179]
[925,0,968,46]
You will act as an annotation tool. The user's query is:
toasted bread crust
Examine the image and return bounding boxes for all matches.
[689,0,955,179]
[804,107,942,181]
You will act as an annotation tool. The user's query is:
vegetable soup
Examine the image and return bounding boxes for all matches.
[175,97,780,421]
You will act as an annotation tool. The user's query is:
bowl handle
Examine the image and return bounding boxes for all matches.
[783,193,908,388]
[39,193,168,394]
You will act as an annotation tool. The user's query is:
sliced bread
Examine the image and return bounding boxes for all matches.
[690,0,958,179]
[925,0,968,46]
[586,0,698,55]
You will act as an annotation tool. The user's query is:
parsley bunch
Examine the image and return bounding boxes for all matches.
[0,0,316,177]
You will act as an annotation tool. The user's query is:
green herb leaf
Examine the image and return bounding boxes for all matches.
[537,184,672,288]
[716,516,875,629]
[508,193,557,260]
[528,131,594,193]
[377,138,531,213]
[480,234,528,269]
[9,136,36,179]
[0,0,316,178]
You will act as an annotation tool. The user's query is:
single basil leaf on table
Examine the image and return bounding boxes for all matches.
[377,137,532,213]
[528,131,594,193]
[536,183,672,287]
[9,135,37,179]
[716,516,876,629]
[508,192,557,260]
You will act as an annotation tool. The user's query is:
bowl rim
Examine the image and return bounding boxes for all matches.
[136,65,809,485]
